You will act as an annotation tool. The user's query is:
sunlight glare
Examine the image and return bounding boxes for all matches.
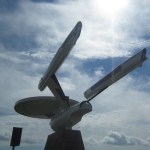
[93,0,128,18]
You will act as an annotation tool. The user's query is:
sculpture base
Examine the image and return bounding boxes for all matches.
[44,130,85,150]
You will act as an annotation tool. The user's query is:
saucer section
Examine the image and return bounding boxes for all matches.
[14,96,78,119]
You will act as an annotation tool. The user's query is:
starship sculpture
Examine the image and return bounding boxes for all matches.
[15,21,147,132]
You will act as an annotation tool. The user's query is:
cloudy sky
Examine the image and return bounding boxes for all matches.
[0,0,150,150]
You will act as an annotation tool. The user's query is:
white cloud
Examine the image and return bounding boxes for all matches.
[0,0,150,150]
[75,75,150,148]
[0,115,51,146]
[102,131,150,146]
[0,130,11,142]
[59,77,75,91]
[2,0,146,60]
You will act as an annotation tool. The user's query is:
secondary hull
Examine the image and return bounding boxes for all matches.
[50,102,92,131]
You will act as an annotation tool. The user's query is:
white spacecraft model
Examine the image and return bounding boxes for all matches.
[15,21,147,132]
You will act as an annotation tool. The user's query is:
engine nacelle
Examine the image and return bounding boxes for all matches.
[84,48,147,100]
[38,21,82,91]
